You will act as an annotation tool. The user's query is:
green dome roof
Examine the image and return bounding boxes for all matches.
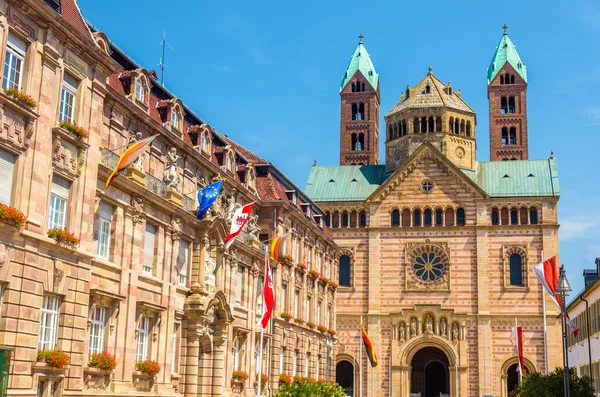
[340,35,378,92]
[487,30,527,83]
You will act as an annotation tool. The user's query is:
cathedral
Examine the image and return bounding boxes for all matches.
[305,28,563,397]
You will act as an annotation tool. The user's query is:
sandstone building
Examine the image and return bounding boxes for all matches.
[0,1,340,397]
[305,31,563,397]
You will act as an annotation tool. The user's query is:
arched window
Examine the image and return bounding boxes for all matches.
[460,119,465,135]
[500,75,505,85]
[421,118,427,133]
[509,254,523,286]
[428,117,434,133]
[426,85,431,94]
[454,119,459,134]
[435,209,443,226]
[501,97,507,114]
[413,210,422,226]
[436,117,442,132]
[519,207,528,225]
[510,209,518,225]
[360,211,366,227]
[402,209,410,227]
[510,75,515,84]
[358,103,365,120]
[362,83,365,92]
[445,208,455,227]
[502,127,509,145]
[352,103,358,120]
[402,120,407,136]
[332,211,339,228]
[414,118,420,133]
[391,210,400,227]
[500,208,509,225]
[505,73,511,84]
[457,208,465,226]
[358,133,365,150]
[350,211,357,228]
[388,125,393,140]
[351,134,357,151]
[449,117,454,133]
[509,127,517,145]
[424,209,432,226]
[466,121,471,137]
[530,208,538,224]
[492,209,499,225]
[325,213,331,227]
[342,213,349,227]
[351,83,356,92]
[339,255,351,287]
[509,96,515,113]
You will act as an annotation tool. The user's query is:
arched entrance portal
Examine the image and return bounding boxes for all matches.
[506,364,519,395]
[336,360,354,397]
[411,346,450,397]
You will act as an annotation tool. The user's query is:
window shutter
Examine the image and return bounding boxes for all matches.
[144,224,156,266]
[51,175,71,199]
[0,150,15,205]
[7,32,27,55]
[63,73,79,93]
[99,201,113,221]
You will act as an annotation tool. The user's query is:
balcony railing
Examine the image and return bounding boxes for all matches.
[182,195,196,212]
[145,173,167,198]
[100,148,120,171]
[239,230,268,254]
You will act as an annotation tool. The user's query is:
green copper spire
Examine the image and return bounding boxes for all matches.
[487,25,527,83]
[340,34,379,92]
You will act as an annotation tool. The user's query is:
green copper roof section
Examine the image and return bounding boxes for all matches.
[487,31,528,83]
[340,35,379,92]
[305,165,389,202]
[469,157,559,197]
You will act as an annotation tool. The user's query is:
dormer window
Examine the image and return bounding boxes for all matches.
[306,206,311,218]
[292,193,297,206]
[246,165,256,190]
[201,133,207,151]
[135,78,146,102]
[286,190,297,206]
[171,110,180,131]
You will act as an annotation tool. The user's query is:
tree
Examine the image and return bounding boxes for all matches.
[275,378,346,397]
[512,367,595,397]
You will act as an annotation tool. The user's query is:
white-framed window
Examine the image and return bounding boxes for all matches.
[306,296,311,322]
[38,295,60,350]
[257,275,264,313]
[177,241,189,286]
[317,301,321,324]
[171,323,179,374]
[293,350,298,375]
[326,306,331,329]
[295,238,301,262]
[307,246,312,270]
[305,352,310,377]
[97,202,113,260]
[171,109,180,130]
[59,73,78,123]
[293,290,299,317]
[2,32,26,90]
[136,316,150,362]
[226,153,233,172]
[236,266,243,305]
[135,78,145,102]
[48,175,71,230]
[143,224,156,275]
[233,337,241,371]
[0,149,16,205]
[88,306,106,354]
[280,347,285,372]
[326,259,331,279]
[201,133,207,151]
[281,284,287,312]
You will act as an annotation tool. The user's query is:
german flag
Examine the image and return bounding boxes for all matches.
[270,236,286,263]
[105,134,158,188]
[362,322,378,367]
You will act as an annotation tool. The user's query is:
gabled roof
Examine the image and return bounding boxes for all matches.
[386,69,474,118]
[340,36,378,92]
[487,31,528,83]
[305,165,388,202]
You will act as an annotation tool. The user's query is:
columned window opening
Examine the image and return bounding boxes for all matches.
[492,209,499,225]
[501,208,509,225]
[351,83,355,92]
[359,211,366,227]
[509,96,515,113]
[402,120,407,135]
[500,75,505,84]
[325,213,331,227]
[421,118,427,133]
[350,211,357,228]
[358,133,364,150]
[413,209,422,226]
[428,117,434,133]
[502,127,509,145]
[519,207,528,225]
[358,103,365,120]
[501,97,507,114]
[460,120,465,134]
[414,118,420,133]
[510,209,518,225]
[466,121,471,137]
[530,208,538,224]
[436,117,442,132]
[342,212,349,227]
[449,117,454,133]
[457,208,465,226]
[351,134,358,151]
[435,209,443,226]
[510,75,515,84]
[509,127,517,145]
[362,83,365,91]
[402,209,411,227]
[352,104,358,120]
[391,210,400,227]
[445,208,455,227]
[454,119,459,134]
[424,209,432,226]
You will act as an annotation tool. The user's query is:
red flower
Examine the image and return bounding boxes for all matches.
[232,370,249,380]
[88,352,117,371]
[37,349,70,368]
[0,203,27,227]
[47,228,80,246]
[59,120,89,140]
[279,373,292,384]
[135,360,161,376]
[5,88,37,109]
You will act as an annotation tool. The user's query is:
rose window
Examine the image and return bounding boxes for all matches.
[413,252,445,282]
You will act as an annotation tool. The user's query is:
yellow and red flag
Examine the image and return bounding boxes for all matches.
[270,236,286,263]
[105,134,158,189]
[362,322,378,367]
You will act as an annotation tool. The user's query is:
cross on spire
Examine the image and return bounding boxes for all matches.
[358,33,364,43]
[502,24,508,34]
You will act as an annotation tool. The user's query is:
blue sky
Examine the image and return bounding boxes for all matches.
[79,0,600,300]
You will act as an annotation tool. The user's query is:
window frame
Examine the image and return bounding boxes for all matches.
[39,295,60,351]
[88,306,106,355]
[143,224,157,275]
[48,175,71,230]
[97,202,113,260]
[135,77,146,103]
[177,240,190,286]
[136,316,150,362]
[3,32,27,91]
[59,73,78,123]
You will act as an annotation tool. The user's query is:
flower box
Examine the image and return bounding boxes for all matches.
[37,349,70,368]
[294,317,305,325]
[132,371,155,392]
[296,263,307,271]
[278,373,292,385]
[4,88,37,109]
[308,270,320,279]
[328,280,339,289]
[83,367,112,390]
[318,276,329,284]
[232,370,249,380]
[280,312,292,320]
[0,203,27,228]
[306,321,316,329]
[47,228,80,246]
[135,360,161,376]
[88,352,117,371]
[59,120,89,140]
[317,324,327,333]
[326,329,337,336]
[282,255,293,263]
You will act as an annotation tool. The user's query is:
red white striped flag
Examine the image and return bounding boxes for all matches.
[105,135,158,188]
[531,256,579,336]
[224,203,254,249]
[259,249,274,329]
[512,325,525,381]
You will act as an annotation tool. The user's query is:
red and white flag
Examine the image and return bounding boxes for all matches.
[260,249,274,329]
[224,203,254,249]
[531,256,579,336]
[512,325,525,382]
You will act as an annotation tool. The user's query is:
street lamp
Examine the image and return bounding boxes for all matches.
[556,265,572,397]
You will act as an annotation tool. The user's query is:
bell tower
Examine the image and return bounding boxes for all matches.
[339,34,380,166]
[487,25,529,161]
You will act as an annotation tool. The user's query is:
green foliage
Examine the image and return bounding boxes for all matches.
[513,367,595,397]
[275,377,346,397]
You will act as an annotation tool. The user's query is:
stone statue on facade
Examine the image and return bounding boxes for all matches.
[440,318,447,338]
[425,315,433,335]
[399,324,406,343]
[128,132,148,170]
[225,189,241,225]
[163,147,181,189]
[204,240,216,287]
[451,323,459,342]
[410,318,417,338]
[247,214,261,240]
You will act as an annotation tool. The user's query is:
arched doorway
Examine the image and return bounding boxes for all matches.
[506,364,519,395]
[411,346,450,397]
[336,360,354,397]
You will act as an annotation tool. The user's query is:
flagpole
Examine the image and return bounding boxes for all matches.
[257,326,264,397]
[359,315,363,397]
[541,249,548,374]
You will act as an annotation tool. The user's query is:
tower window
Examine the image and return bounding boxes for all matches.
[359,103,365,120]
[492,209,499,225]
[391,210,400,227]
[466,121,471,137]
[505,73,511,84]
[454,119,459,134]
[359,211,366,227]
[325,212,330,227]
[402,120,407,136]
[414,118,420,133]
[510,75,515,84]
[460,120,465,134]
[501,97,507,114]
[435,209,443,226]
[436,117,442,132]
[445,208,455,227]
[421,118,427,134]
[362,83,365,91]
[388,125,393,141]
[428,117,434,133]
[424,209,432,226]
[342,213,349,227]
[457,208,465,226]
[351,83,356,92]
[510,209,518,225]
[413,210,422,226]
[358,133,365,150]
[425,85,431,94]
[402,209,411,227]
[530,208,538,225]
[509,127,517,145]
[509,97,515,114]
[501,127,508,145]
[449,117,454,133]
[351,133,357,151]
[500,75,504,84]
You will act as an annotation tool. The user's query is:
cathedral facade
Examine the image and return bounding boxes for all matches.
[305,30,563,397]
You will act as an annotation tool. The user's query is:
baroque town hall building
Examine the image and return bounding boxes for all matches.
[306,31,563,396]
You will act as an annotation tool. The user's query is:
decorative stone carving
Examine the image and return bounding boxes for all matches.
[410,318,417,338]
[282,267,291,284]
[440,318,447,338]
[128,132,148,170]
[247,214,261,240]
[317,284,325,299]
[51,127,89,179]
[225,189,241,226]
[250,259,260,277]
[169,218,181,241]
[53,268,64,293]
[130,195,144,224]
[425,315,433,337]
[163,147,181,189]
[399,323,406,343]
[84,367,112,390]
[405,240,450,292]
[204,240,216,287]
[451,323,459,342]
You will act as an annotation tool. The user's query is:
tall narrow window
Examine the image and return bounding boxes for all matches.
[508,96,515,113]
[136,317,150,362]
[339,255,351,287]
[281,284,287,312]
[466,121,471,137]
[326,306,331,328]
[413,118,420,133]
[424,209,432,226]
[435,209,443,226]
[97,202,113,260]
[171,324,179,374]
[357,133,364,150]
[501,97,507,114]
[38,295,60,350]
[358,103,365,120]
[342,213,349,227]
[492,209,499,225]
[325,213,331,227]
[307,245,312,270]
[413,210,422,226]
[236,266,244,305]
[171,110,180,130]
[257,275,264,313]
[280,347,285,373]
[391,210,400,226]
[530,208,538,225]
[428,117,434,133]
[351,103,358,120]
[177,241,189,286]
[510,209,518,225]
[143,224,156,274]
[457,208,465,226]
[135,78,146,102]
[59,73,78,123]
[449,117,454,133]
[501,127,509,145]
[421,118,427,133]
[0,149,16,205]
[509,127,517,145]
[2,33,27,90]
[509,254,523,286]
[294,290,299,317]
[48,175,71,230]
[306,296,311,322]
[359,212,366,227]
[89,306,106,354]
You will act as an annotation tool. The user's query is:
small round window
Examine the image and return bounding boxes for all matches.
[420,179,434,194]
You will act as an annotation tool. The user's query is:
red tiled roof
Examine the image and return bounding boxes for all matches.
[61,0,93,41]
[219,134,268,164]
[256,174,279,201]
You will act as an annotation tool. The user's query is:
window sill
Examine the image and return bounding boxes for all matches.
[139,273,163,287]
[175,284,189,294]
[504,285,529,292]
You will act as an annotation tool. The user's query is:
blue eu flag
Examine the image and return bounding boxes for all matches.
[197,180,223,220]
